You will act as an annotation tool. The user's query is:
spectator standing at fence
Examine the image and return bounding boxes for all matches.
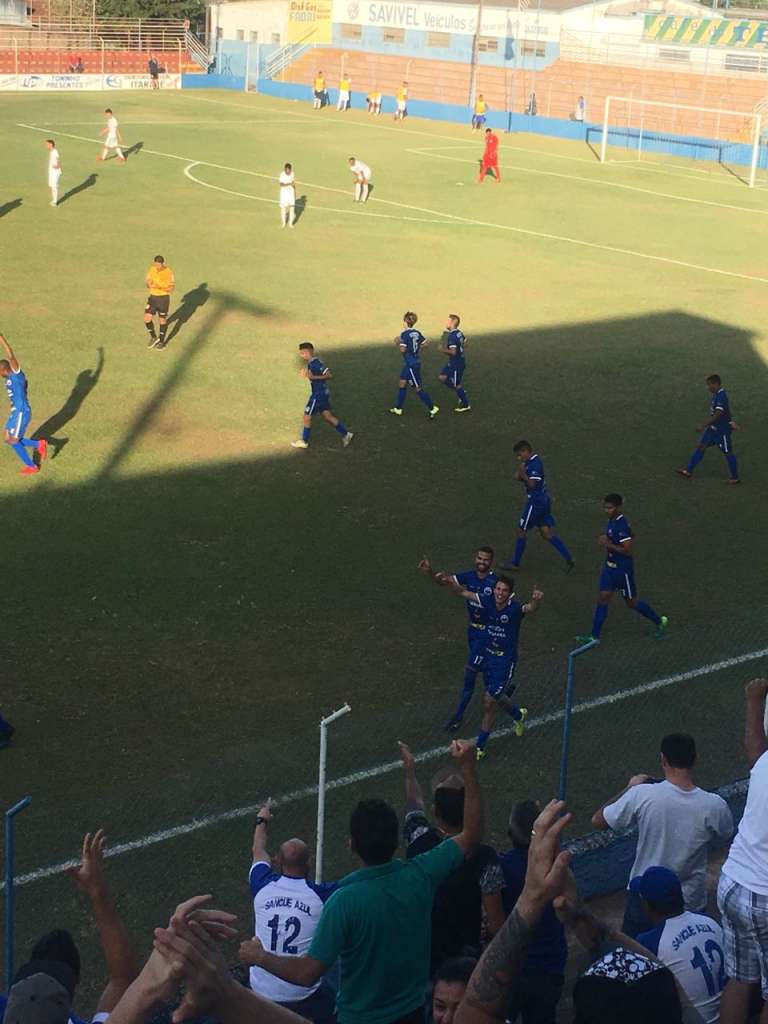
[399,741,505,970]
[247,801,337,1022]
[148,54,160,89]
[632,866,725,1024]
[337,73,351,111]
[313,70,326,109]
[574,95,585,122]
[591,733,733,938]
[717,678,768,1024]
[472,95,487,131]
[497,800,568,1024]
[241,739,483,1024]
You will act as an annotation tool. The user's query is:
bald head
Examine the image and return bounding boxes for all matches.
[277,838,310,877]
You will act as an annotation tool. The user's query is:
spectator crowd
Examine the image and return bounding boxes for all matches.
[2,678,767,1024]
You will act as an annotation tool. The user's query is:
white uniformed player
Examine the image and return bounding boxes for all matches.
[99,108,126,163]
[45,139,61,207]
[279,162,296,228]
[348,156,371,203]
[239,803,337,1021]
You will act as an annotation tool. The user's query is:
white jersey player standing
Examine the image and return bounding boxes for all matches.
[99,108,126,162]
[279,162,296,228]
[348,156,371,203]
[46,139,61,207]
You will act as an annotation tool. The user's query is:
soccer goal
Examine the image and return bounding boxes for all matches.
[598,95,763,187]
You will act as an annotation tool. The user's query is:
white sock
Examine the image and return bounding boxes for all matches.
[116,147,124,159]
[51,187,58,204]
[289,207,295,227]
[361,183,369,202]
[354,183,361,201]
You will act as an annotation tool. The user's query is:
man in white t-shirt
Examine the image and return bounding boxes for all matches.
[278,162,296,229]
[592,732,733,937]
[46,139,61,207]
[633,866,725,1024]
[718,677,768,1024]
[348,156,371,203]
[99,109,125,163]
[241,802,337,1022]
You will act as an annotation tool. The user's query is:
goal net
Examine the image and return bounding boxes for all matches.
[598,95,763,187]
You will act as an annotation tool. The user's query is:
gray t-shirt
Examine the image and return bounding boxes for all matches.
[604,781,733,910]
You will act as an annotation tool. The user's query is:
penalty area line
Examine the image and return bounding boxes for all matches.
[5,644,767,892]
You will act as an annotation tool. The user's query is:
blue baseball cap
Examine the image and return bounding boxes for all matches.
[629,866,683,905]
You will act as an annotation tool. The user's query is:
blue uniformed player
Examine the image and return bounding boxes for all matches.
[442,574,543,759]
[291,342,353,450]
[438,314,470,412]
[576,493,667,645]
[503,440,574,570]
[678,374,740,484]
[389,312,439,418]
[1,333,47,475]
[419,547,497,730]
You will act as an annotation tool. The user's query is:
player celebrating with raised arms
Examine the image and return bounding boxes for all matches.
[502,440,574,570]
[389,312,439,419]
[279,162,296,228]
[478,127,501,184]
[291,342,353,450]
[98,108,126,163]
[348,156,371,203]
[46,139,61,207]
[576,493,667,645]
[0,334,47,475]
[438,314,470,412]
[144,255,175,349]
[677,374,740,484]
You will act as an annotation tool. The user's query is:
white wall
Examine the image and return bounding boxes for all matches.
[209,0,289,44]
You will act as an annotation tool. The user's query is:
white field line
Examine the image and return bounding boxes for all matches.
[17,122,768,285]
[407,145,768,217]
[5,644,767,892]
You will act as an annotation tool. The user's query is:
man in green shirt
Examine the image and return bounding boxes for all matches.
[240,739,483,1024]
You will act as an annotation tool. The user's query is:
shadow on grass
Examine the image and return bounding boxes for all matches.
[163,282,210,347]
[33,348,104,458]
[58,173,98,206]
[0,198,22,218]
[124,141,144,159]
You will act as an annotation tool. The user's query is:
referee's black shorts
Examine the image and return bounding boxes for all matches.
[145,294,170,316]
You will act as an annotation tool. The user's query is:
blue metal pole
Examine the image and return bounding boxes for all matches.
[558,641,599,802]
[4,796,32,990]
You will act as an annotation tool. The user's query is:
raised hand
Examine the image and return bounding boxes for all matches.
[65,829,108,899]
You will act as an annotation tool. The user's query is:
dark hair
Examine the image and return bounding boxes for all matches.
[513,440,532,454]
[646,893,685,917]
[30,930,81,981]
[434,786,464,829]
[706,374,721,386]
[46,138,55,146]
[350,798,399,865]
[477,545,494,558]
[448,313,461,326]
[433,955,477,986]
[298,342,314,352]
[604,493,623,506]
[495,575,514,592]
[153,255,165,264]
[285,162,292,171]
[485,127,491,133]
[508,799,539,848]
[404,311,418,327]
[104,107,112,113]
[0,359,10,372]
[661,733,696,769]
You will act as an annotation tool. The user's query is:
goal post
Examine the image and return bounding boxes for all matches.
[599,95,762,187]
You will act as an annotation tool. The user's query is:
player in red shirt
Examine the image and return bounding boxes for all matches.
[478,127,501,184]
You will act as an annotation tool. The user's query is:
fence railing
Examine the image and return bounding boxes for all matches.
[0,17,187,51]
[185,29,211,71]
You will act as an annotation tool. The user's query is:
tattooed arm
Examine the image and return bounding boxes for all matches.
[456,801,572,1023]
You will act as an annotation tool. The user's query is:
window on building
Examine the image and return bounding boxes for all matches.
[724,51,768,73]
[427,31,450,47]
[341,22,362,39]
[520,41,545,57]
[236,29,244,40]
[382,27,405,43]
[272,32,281,44]
[658,47,690,63]
[250,30,258,41]
[478,36,498,52]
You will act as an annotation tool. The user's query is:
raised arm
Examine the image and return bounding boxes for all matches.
[521,587,543,615]
[744,678,768,768]
[252,801,273,864]
[0,334,20,372]
[449,739,482,856]
[590,774,649,830]
[399,741,425,812]
[65,830,138,1015]
[419,559,475,599]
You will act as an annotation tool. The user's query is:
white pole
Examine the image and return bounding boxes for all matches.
[600,94,610,164]
[749,112,761,188]
[244,39,250,92]
[315,703,351,884]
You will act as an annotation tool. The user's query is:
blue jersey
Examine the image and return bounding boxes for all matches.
[400,329,426,366]
[522,454,549,505]
[453,569,498,627]
[445,329,466,369]
[475,592,525,658]
[307,357,330,400]
[5,369,29,413]
[709,388,731,435]
[604,514,633,571]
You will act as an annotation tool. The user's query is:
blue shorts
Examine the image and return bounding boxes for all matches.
[479,652,517,699]
[474,115,487,127]
[599,564,637,599]
[6,409,30,440]
[400,364,422,388]
[441,364,465,387]
[519,498,555,531]
[699,429,733,454]
[304,396,331,416]
[467,625,486,657]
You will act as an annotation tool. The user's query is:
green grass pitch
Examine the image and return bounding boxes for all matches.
[1,88,767,1005]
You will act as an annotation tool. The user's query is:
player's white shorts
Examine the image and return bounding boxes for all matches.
[339,89,350,103]
[279,187,296,208]
[48,169,61,188]
[397,99,406,112]
[105,134,119,148]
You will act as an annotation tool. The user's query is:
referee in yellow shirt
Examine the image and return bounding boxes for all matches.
[144,255,175,349]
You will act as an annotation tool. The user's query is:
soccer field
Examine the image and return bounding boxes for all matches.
[1,88,767,1003]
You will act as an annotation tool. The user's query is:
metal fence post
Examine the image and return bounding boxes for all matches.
[558,640,599,802]
[315,704,351,883]
[4,796,32,989]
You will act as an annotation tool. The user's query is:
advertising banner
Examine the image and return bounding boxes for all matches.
[332,0,519,39]
[0,73,182,91]
[643,14,768,48]
[288,0,333,44]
